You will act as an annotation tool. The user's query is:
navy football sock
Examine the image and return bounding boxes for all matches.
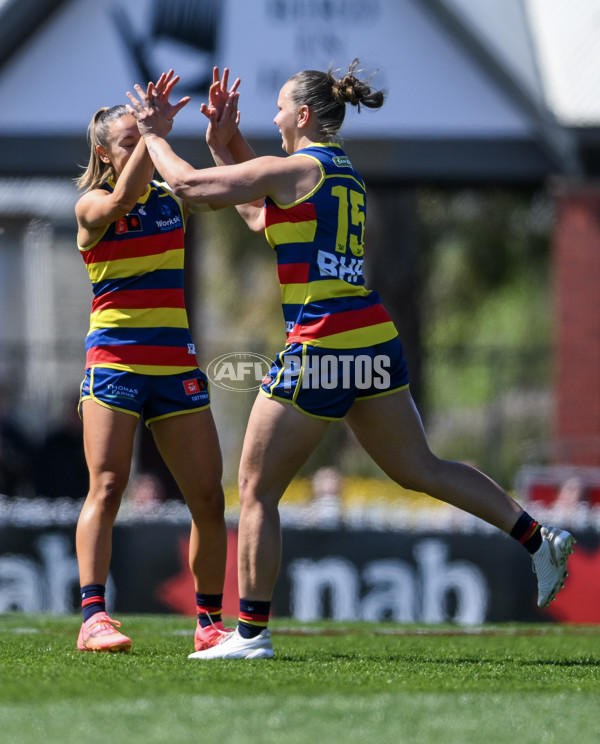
[80,583,106,622]
[510,512,543,554]
[238,599,271,639]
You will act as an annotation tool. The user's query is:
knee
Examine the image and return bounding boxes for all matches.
[188,484,225,522]
[237,468,284,517]
[87,472,127,515]
[238,467,262,510]
[392,453,446,493]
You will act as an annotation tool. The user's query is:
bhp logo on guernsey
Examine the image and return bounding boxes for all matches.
[207,352,273,392]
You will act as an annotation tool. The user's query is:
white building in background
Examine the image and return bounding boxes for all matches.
[0,0,597,437]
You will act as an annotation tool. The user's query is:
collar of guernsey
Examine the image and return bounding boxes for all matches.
[264,142,397,350]
[78,179,198,375]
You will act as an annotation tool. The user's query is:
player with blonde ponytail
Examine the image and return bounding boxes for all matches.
[73,72,230,655]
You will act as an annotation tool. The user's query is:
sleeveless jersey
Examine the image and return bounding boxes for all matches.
[79,179,199,375]
[264,143,397,349]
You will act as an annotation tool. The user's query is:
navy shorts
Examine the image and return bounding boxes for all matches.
[260,337,409,420]
[79,366,210,427]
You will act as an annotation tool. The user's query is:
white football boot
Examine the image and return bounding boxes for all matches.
[188,628,274,659]
[532,526,576,607]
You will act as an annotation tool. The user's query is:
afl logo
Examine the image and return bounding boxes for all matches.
[206,352,273,392]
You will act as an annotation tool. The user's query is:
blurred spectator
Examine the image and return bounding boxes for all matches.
[34,398,88,500]
[127,471,167,512]
[305,466,343,528]
[0,387,35,497]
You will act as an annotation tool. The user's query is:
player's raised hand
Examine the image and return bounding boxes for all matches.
[200,66,241,121]
[205,87,240,151]
[126,69,190,138]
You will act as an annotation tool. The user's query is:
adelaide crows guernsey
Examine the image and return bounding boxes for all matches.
[265,143,397,349]
[79,179,199,375]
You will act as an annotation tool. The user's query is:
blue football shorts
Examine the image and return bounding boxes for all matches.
[260,336,410,420]
[79,366,210,427]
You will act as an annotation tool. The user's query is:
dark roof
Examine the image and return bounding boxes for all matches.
[0,0,70,71]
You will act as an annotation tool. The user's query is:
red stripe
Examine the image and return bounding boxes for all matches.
[81,230,183,264]
[196,605,222,615]
[519,521,540,544]
[92,288,186,313]
[238,612,269,624]
[265,201,316,227]
[82,596,104,607]
[86,345,198,367]
[277,262,310,284]
[289,303,392,341]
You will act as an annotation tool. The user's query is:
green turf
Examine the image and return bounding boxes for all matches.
[1,614,599,744]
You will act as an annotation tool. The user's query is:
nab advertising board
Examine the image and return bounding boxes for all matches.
[0,520,596,624]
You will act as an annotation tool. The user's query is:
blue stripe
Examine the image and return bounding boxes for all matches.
[282,292,382,323]
[275,245,317,263]
[85,327,193,351]
[92,269,184,297]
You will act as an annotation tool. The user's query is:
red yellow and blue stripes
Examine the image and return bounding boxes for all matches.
[264,143,398,350]
[79,180,198,375]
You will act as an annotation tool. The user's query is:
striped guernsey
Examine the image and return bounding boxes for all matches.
[79,179,198,375]
[265,143,397,349]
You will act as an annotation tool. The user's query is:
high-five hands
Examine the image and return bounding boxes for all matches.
[126,69,191,138]
[201,67,241,149]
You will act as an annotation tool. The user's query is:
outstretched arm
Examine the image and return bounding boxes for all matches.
[127,69,217,214]
[126,73,319,215]
[77,77,177,245]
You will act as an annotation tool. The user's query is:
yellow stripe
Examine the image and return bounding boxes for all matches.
[299,321,398,349]
[281,278,370,306]
[88,362,197,375]
[355,383,410,401]
[238,618,269,628]
[259,389,344,421]
[265,219,317,246]
[86,248,184,283]
[80,395,141,418]
[145,404,210,428]
[89,307,189,331]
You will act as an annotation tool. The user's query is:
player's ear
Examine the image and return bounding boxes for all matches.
[297,104,310,128]
[97,145,110,164]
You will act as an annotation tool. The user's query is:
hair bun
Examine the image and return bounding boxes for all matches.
[335,76,361,106]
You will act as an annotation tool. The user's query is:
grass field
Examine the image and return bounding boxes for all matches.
[1,614,599,744]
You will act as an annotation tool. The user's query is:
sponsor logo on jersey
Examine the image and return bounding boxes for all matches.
[115,214,143,234]
[317,250,364,283]
[155,215,182,230]
[333,156,352,168]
